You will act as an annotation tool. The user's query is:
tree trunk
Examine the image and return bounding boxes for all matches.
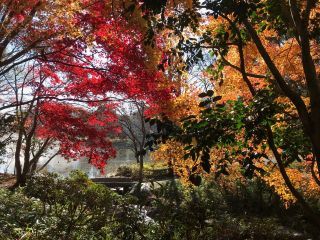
[233,21,320,228]
[10,171,27,190]
[138,154,144,184]
[267,127,320,228]
[11,129,24,189]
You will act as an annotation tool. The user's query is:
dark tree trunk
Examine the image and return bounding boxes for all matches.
[138,154,144,184]
[233,19,320,229]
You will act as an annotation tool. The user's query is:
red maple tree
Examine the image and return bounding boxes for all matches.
[0,0,172,186]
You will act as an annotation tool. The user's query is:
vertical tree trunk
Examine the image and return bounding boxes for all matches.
[12,129,24,189]
[238,18,320,228]
[138,154,144,184]
[267,127,320,228]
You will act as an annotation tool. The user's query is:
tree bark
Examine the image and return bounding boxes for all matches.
[232,20,320,228]
[243,19,320,176]
[267,127,320,227]
[138,154,144,184]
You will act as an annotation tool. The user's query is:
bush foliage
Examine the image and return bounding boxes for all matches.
[0,171,315,239]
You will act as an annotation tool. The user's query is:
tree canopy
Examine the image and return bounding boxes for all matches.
[139,0,320,228]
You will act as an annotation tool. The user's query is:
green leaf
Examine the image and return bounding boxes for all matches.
[199,100,211,107]
[207,90,214,97]
[189,174,202,186]
[198,92,207,98]
[212,96,222,102]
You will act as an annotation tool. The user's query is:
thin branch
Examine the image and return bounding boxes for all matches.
[37,151,60,172]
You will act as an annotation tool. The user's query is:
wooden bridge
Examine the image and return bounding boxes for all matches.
[91,177,137,189]
[91,177,145,194]
[91,176,176,194]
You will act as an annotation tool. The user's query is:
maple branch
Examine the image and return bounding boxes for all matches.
[0,1,42,58]
[0,34,55,69]
[220,14,256,95]
[266,126,320,226]
[289,0,320,101]
[36,150,60,172]
[0,95,126,111]
[219,54,268,79]
[222,14,319,222]
[0,1,14,25]
[243,19,311,134]
[0,44,71,76]
[41,58,109,72]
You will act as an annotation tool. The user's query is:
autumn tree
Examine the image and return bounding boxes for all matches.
[117,100,152,184]
[0,0,173,187]
[142,0,320,228]
[0,0,84,77]
[0,62,122,187]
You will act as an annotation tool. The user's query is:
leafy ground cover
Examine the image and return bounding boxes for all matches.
[0,171,317,240]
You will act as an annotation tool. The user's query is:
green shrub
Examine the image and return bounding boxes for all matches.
[23,171,118,239]
[0,188,42,239]
[0,171,148,240]
[115,165,133,177]
[116,162,171,180]
[144,179,312,240]
[0,171,315,239]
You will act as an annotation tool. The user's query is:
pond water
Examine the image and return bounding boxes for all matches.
[0,140,150,177]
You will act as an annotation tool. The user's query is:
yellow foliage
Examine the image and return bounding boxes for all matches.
[203,16,315,108]
[153,137,320,208]
[164,91,201,123]
[261,164,320,207]
[151,140,239,184]
[151,140,195,184]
